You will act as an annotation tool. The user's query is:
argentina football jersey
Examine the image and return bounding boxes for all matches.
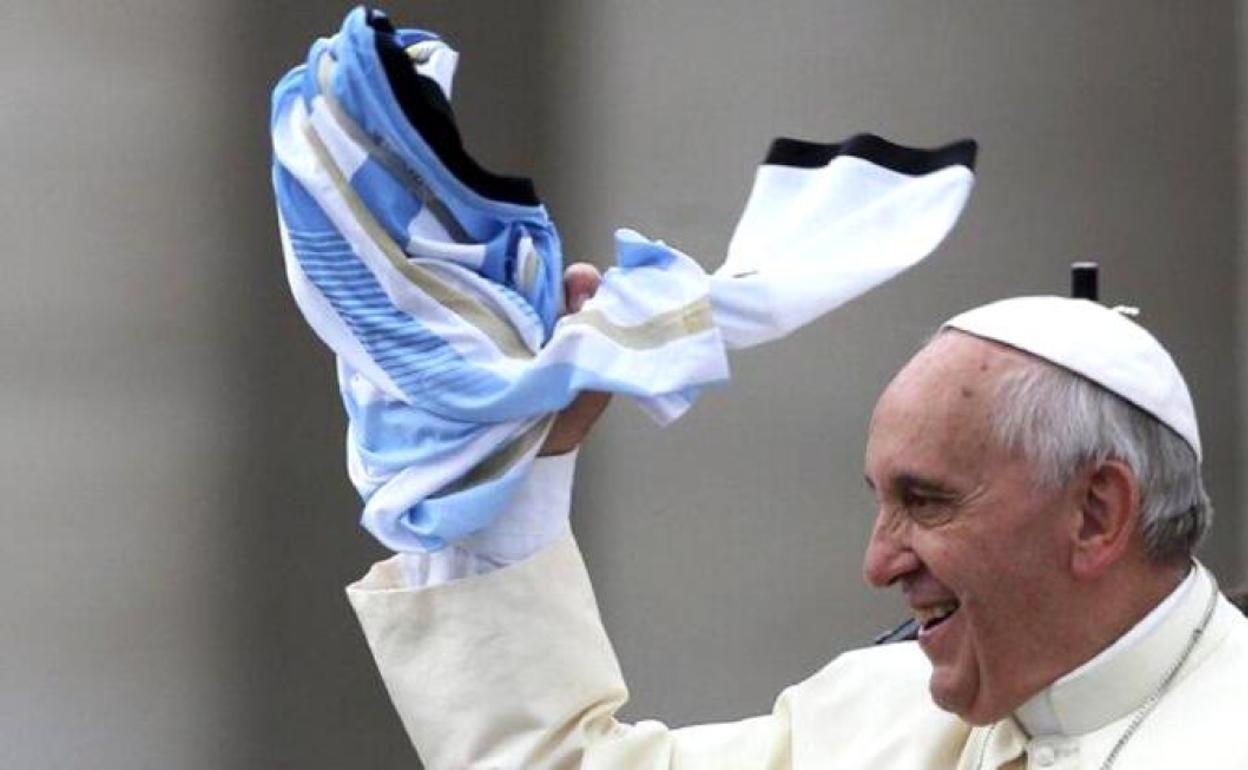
[271,7,977,552]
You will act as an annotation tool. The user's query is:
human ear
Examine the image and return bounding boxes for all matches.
[1070,459,1141,580]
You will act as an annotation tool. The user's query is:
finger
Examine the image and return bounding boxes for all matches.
[564,262,603,313]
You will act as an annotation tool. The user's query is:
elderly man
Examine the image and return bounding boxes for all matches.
[347,282,1248,769]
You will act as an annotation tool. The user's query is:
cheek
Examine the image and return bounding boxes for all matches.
[1004,503,1074,582]
[916,527,1020,624]
[954,534,1054,649]
[912,528,988,585]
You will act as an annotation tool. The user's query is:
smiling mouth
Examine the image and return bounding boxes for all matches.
[914,600,960,631]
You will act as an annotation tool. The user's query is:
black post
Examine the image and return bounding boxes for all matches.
[1071,261,1099,301]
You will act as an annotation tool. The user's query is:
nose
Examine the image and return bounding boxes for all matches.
[862,512,921,588]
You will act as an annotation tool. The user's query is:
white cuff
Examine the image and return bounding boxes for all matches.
[400,450,579,588]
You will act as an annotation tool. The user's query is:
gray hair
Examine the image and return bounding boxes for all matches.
[987,354,1211,563]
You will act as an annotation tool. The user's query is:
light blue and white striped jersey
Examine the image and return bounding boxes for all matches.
[270,7,977,552]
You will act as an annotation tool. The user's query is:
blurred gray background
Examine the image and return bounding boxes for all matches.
[2,1,1245,767]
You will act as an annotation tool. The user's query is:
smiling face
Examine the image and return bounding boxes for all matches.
[863,332,1087,724]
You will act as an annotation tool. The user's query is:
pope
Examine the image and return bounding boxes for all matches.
[346,267,1248,769]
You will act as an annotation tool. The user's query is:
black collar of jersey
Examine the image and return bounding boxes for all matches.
[367,10,541,207]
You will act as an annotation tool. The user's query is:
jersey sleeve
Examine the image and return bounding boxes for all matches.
[346,532,797,770]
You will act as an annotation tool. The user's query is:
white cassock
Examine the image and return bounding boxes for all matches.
[347,457,1248,770]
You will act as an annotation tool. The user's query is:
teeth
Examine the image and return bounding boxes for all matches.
[915,601,959,628]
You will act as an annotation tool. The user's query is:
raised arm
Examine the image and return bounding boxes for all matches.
[346,470,797,770]
[345,265,801,770]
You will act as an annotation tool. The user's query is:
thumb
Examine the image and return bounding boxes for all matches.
[564,262,602,313]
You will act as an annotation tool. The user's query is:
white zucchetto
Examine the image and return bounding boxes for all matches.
[942,296,1202,462]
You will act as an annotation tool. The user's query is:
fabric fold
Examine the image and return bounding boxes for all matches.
[270,7,978,551]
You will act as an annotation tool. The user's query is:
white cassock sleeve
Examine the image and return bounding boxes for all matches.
[346,457,802,770]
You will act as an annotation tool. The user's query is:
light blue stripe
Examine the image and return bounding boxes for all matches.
[315,284,385,297]
[312,279,383,291]
[291,252,359,263]
[299,264,371,276]
[298,263,368,273]
[296,248,366,259]
[288,231,351,243]
[351,159,422,248]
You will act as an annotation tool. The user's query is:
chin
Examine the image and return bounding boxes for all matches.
[928,676,1004,726]
[953,704,1003,726]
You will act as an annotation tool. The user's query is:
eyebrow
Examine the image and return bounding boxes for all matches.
[864,470,960,499]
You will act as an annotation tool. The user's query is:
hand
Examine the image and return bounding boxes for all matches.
[539,263,612,456]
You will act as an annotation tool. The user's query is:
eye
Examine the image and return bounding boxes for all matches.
[900,489,930,508]
[900,485,942,509]
[900,489,955,525]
